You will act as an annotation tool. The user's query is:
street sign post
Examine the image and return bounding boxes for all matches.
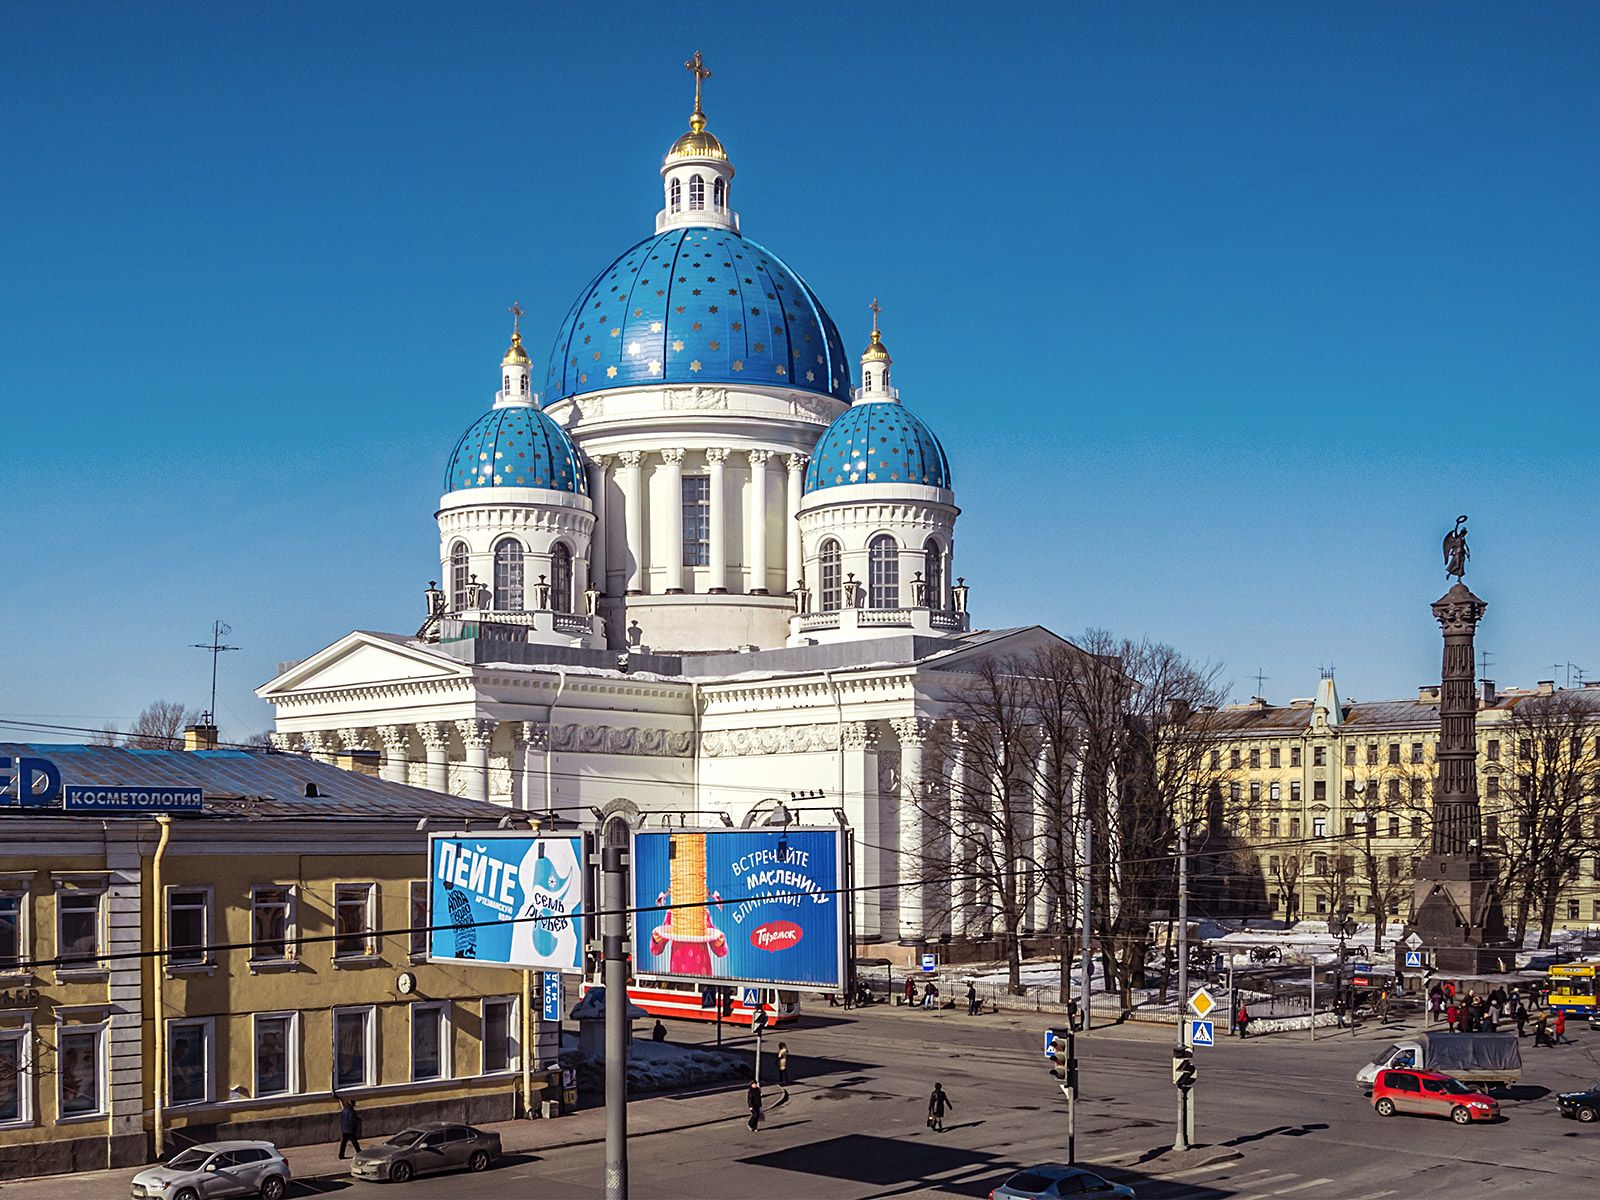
[741,986,762,1007]
[1188,987,1216,1019]
[1045,1026,1078,1164]
[1405,932,1424,950]
[920,952,936,973]
[1189,1019,1215,1047]
[1404,950,1424,969]
[542,972,563,1021]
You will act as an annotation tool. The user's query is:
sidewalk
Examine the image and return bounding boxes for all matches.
[0,1082,777,1197]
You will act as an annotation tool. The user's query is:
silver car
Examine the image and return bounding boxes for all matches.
[991,1164,1136,1199]
[350,1122,501,1183]
[130,1140,291,1200]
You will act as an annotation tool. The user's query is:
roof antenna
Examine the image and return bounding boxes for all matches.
[190,620,239,730]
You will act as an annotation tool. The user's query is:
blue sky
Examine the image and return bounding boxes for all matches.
[3,3,1597,740]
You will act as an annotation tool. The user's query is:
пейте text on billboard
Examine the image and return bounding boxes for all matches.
[427,832,585,972]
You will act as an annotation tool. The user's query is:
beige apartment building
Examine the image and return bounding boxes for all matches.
[1208,674,1600,930]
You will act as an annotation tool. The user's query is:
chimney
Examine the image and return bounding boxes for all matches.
[1480,679,1497,705]
[1418,685,1441,703]
[1537,680,1556,695]
[182,724,219,752]
[335,748,381,778]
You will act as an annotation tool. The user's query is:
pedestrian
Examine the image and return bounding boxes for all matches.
[1514,1000,1528,1038]
[1555,1009,1568,1045]
[1236,1002,1251,1039]
[746,1079,763,1131]
[966,982,980,1017]
[1377,990,1390,1024]
[337,1095,362,1159]
[1445,1003,1459,1033]
[1068,997,1083,1031]
[776,1041,789,1086]
[651,1018,667,1042]
[923,981,940,1010]
[1334,995,1347,1029]
[903,976,916,1008]
[927,1082,954,1132]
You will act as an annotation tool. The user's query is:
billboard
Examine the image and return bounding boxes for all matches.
[428,833,585,972]
[632,827,845,991]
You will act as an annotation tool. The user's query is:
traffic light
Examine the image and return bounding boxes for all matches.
[751,1005,770,1035]
[1049,1035,1068,1080]
[1172,1046,1196,1090]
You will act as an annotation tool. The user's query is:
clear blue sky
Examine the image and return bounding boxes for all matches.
[4,3,1597,741]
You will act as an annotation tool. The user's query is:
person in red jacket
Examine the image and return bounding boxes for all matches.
[1554,1008,1568,1044]
[1445,1002,1460,1032]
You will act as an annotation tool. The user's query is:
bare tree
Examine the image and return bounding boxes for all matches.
[1343,761,1429,952]
[89,724,121,747]
[1269,851,1304,922]
[125,701,199,749]
[1495,693,1600,947]
[241,731,275,749]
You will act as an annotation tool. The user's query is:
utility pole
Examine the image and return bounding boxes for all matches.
[1080,821,1093,1031]
[600,817,630,1200]
[190,620,239,725]
[1174,821,1192,1151]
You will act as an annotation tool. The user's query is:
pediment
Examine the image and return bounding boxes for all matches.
[257,632,469,698]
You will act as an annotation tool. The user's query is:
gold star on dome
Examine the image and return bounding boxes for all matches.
[627,342,640,355]
[610,327,619,337]
[650,322,662,333]
[690,359,703,372]
[732,360,744,371]
[606,365,618,379]
[806,370,815,382]
[672,339,685,352]
[649,359,662,373]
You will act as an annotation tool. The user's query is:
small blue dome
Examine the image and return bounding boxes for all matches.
[444,405,587,495]
[545,228,850,403]
[804,399,952,493]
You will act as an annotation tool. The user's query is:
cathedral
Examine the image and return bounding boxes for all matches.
[259,57,1072,953]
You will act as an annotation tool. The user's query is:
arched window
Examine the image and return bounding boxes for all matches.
[550,542,573,613]
[868,535,899,609]
[449,542,469,609]
[503,373,510,393]
[669,178,681,212]
[689,175,705,210]
[923,538,943,609]
[519,374,529,396]
[713,177,725,208]
[818,540,842,612]
[492,539,524,611]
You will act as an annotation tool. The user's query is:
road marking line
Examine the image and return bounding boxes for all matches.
[1160,1163,1276,1181]
[1351,1192,1398,1199]
[1229,1181,1335,1200]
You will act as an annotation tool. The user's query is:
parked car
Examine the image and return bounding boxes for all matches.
[1557,1084,1600,1122]
[1371,1068,1499,1124]
[990,1164,1136,1198]
[350,1122,501,1183]
[130,1140,290,1200]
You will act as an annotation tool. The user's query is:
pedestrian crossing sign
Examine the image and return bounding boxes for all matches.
[1404,950,1424,968]
[741,986,762,1007]
[1190,1019,1215,1047]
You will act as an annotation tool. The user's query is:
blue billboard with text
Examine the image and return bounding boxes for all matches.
[427,833,585,972]
[632,828,845,991]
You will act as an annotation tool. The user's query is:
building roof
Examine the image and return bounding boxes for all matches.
[803,396,951,493]
[443,402,587,495]
[1,743,510,822]
[1210,682,1600,737]
[543,227,850,403]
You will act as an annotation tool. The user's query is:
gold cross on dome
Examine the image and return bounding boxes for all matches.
[869,297,881,333]
[685,50,711,116]
[508,301,524,334]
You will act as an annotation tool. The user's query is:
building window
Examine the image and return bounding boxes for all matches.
[482,998,517,1074]
[410,881,429,958]
[1344,780,1356,801]
[1290,818,1301,838]
[818,540,842,611]
[1388,743,1401,765]
[1249,818,1262,838]
[1344,817,1355,837]
[1486,775,1499,799]
[1387,856,1400,880]
[1313,746,1326,767]
[1387,779,1401,801]
[57,889,102,970]
[1411,743,1424,764]
[168,1019,212,1106]
[1291,746,1302,768]
[867,535,899,608]
[682,475,710,567]
[1487,739,1500,761]
[1270,747,1281,769]
[1210,750,1220,770]
[1269,782,1281,802]
[1268,855,1281,874]
[1230,749,1241,770]
[1411,816,1424,838]
[1569,899,1581,922]
[333,1007,374,1089]
[57,1025,103,1117]
[254,1012,297,1098]
[713,177,725,208]
[1249,749,1261,770]
[412,1003,450,1082]
[1316,895,1328,914]
[550,542,573,613]
[1229,783,1241,803]
[0,1030,27,1124]
[167,888,210,967]
[493,539,524,611]
[1388,815,1400,838]
[1315,853,1330,875]
[923,538,943,608]
[1269,817,1281,838]
[1313,817,1327,838]
[449,542,469,609]
[1411,777,1424,801]
[1485,815,1500,843]
[669,177,681,212]
[334,885,375,959]
[0,891,22,969]
[1366,744,1379,766]
[251,886,292,962]
[1290,781,1302,802]
[1249,782,1261,803]
[1345,744,1356,767]
[1313,781,1326,802]
[689,174,705,209]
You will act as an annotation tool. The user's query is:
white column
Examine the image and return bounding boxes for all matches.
[1030,742,1053,934]
[746,450,772,594]
[376,726,409,783]
[785,454,807,594]
[516,722,551,812]
[587,457,608,593]
[949,736,976,941]
[893,717,935,944]
[618,451,645,595]
[660,448,685,593]
[458,718,496,805]
[841,721,882,942]
[419,722,450,793]
[706,448,729,594]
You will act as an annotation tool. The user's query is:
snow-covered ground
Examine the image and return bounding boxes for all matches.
[560,1030,746,1093]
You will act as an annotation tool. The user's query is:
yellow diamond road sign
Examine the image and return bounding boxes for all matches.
[1189,987,1216,1019]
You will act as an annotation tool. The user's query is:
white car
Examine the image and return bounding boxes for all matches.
[130,1140,291,1200]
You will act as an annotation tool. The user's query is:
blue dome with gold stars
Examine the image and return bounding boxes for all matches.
[544,228,850,403]
[803,399,951,493]
[444,404,587,495]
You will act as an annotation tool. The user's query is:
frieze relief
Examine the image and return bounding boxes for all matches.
[550,723,692,757]
[700,724,843,757]
[665,386,728,410]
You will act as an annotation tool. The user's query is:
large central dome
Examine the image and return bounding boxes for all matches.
[544,227,850,404]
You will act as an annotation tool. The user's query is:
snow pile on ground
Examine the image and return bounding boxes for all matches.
[560,1031,745,1094]
[568,985,648,1022]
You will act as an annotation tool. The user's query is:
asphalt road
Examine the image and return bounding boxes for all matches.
[296,1003,1600,1199]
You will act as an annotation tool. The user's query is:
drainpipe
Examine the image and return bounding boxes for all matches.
[690,679,702,813]
[151,815,172,1158]
[545,667,567,817]
[522,968,533,1119]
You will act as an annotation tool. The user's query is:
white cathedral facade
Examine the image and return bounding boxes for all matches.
[259,64,1073,953]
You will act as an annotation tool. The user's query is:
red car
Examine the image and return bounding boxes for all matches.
[1371,1068,1499,1124]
